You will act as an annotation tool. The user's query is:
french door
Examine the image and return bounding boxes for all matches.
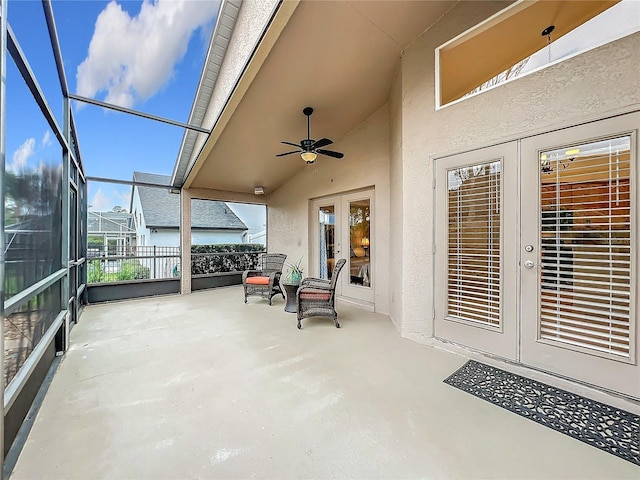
[312,190,374,304]
[434,142,519,360]
[435,112,639,398]
[520,114,639,398]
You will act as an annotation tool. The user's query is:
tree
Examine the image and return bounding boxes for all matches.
[466,57,531,97]
[112,205,127,213]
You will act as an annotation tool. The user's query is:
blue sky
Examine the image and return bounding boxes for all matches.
[6,0,218,211]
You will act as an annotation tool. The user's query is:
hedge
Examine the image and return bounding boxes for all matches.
[191,244,265,275]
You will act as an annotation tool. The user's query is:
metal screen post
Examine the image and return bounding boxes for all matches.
[0,0,8,471]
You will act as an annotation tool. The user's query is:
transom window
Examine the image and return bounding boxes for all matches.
[436,0,640,108]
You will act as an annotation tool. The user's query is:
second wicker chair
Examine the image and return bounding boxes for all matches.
[296,258,346,329]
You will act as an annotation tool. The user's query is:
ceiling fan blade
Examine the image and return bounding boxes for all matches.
[276,150,300,157]
[317,149,344,159]
[281,141,302,148]
[311,137,333,149]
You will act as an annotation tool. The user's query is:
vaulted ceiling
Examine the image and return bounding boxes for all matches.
[185,1,458,194]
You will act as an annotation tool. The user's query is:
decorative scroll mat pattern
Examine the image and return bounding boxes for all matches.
[444,360,639,466]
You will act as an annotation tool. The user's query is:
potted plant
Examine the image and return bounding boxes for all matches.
[285,257,304,285]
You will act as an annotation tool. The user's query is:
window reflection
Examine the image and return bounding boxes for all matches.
[4,162,63,300]
[4,281,62,388]
[349,200,371,287]
[4,57,63,300]
[319,206,335,280]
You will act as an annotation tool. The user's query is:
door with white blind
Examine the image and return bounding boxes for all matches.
[521,114,639,398]
[434,142,519,360]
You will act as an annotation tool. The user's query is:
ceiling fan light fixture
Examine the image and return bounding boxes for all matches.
[301,151,317,163]
[277,107,343,162]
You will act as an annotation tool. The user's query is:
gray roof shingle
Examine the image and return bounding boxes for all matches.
[132,172,247,230]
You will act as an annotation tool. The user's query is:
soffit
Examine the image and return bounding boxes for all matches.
[188,0,456,194]
[172,0,242,187]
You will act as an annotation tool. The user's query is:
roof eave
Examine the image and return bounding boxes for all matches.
[170,0,242,188]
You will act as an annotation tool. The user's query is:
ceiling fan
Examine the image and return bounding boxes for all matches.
[277,107,344,164]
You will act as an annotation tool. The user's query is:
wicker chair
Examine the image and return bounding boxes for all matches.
[296,258,346,329]
[242,253,287,305]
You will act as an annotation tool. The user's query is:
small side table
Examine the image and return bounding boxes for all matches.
[281,282,299,313]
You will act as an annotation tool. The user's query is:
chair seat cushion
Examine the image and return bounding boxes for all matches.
[299,289,331,301]
[246,276,270,285]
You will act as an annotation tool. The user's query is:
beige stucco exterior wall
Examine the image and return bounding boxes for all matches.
[204,0,639,340]
[268,106,392,315]
[398,1,640,343]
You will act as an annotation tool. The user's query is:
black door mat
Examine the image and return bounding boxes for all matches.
[444,360,639,466]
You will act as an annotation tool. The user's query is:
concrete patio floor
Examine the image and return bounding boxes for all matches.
[10,286,639,479]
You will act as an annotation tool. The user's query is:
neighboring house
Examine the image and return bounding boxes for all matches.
[169,0,640,403]
[87,211,136,257]
[129,172,248,247]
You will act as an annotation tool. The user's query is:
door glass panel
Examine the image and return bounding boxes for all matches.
[539,136,632,357]
[348,200,371,287]
[447,160,501,328]
[318,206,335,280]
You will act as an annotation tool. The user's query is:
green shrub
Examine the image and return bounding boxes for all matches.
[191,244,264,275]
[115,260,150,281]
[87,261,106,283]
[87,259,150,283]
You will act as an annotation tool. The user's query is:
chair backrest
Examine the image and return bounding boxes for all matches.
[329,258,347,290]
[258,253,287,273]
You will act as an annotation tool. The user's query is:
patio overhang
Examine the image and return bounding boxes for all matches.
[180,0,459,194]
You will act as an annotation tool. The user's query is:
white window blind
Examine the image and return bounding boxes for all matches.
[539,136,632,357]
[447,161,501,328]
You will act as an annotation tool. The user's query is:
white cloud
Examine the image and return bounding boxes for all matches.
[90,188,111,211]
[9,138,35,173]
[89,187,132,212]
[76,0,218,108]
[114,189,133,210]
[42,130,52,147]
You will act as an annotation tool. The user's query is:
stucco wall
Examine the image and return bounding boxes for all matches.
[398,1,640,342]
[205,0,279,129]
[268,106,392,314]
